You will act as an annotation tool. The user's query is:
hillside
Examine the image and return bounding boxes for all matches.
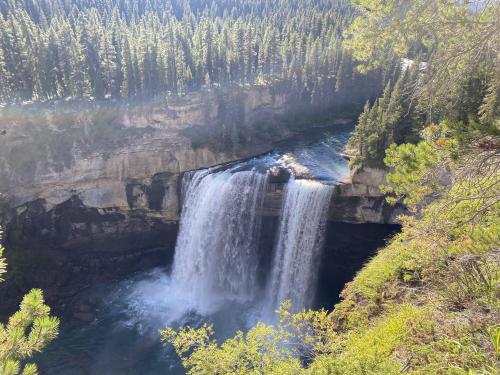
[162,1,500,374]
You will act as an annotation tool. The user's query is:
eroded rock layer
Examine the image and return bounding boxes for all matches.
[0,85,403,313]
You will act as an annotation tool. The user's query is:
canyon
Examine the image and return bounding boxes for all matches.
[0,84,404,314]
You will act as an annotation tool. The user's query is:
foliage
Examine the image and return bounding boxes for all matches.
[161,301,336,375]
[382,116,500,209]
[307,305,432,374]
[348,66,422,167]
[345,0,500,123]
[382,139,443,207]
[488,324,500,358]
[0,0,388,105]
[0,241,59,375]
[346,0,500,169]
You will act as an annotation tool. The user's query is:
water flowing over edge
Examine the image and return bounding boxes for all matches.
[171,168,268,315]
[171,167,335,321]
[265,178,334,317]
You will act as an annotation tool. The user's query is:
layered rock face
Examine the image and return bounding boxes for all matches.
[0,84,402,311]
[1,86,288,252]
[263,167,407,224]
[330,167,408,223]
[1,86,286,209]
[0,85,293,309]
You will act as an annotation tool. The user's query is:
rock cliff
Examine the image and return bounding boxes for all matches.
[330,167,408,224]
[262,167,407,224]
[0,85,402,312]
[0,85,291,309]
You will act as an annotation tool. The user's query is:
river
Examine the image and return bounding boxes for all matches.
[36,125,353,374]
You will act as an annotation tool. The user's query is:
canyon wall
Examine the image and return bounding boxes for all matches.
[0,84,402,312]
[0,85,290,308]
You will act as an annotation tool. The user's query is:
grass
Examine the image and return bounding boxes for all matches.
[308,305,432,374]
[327,179,500,373]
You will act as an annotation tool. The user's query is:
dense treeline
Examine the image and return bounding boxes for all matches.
[0,0,373,104]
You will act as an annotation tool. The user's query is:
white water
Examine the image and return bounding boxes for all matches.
[171,168,268,314]
[171,169,334,319]
[37,129,353,375]
[265,178,334,315]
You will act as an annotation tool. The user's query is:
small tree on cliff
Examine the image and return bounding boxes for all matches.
[0,236,59,375]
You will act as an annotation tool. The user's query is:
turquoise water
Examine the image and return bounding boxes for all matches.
[230,125,351,181]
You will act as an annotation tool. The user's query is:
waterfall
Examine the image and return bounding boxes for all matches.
[171,168,268,314]
[266,178,333,314]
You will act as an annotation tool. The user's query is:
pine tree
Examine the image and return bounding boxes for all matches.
[45,27,60,98]
[70,27,89,99]
[120,35,135,98]
[0,21,12,102]
[0,240,59,375]
[0,0,366,102]
[100,31,118,98]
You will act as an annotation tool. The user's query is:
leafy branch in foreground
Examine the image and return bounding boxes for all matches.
[161,301,335,375]
[382,119,499,210]
[0,239,59,375]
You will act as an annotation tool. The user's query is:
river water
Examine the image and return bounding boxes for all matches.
[36,125,352,374]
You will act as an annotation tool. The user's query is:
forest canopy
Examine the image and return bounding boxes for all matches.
[0,0,377,104]
[346,0,500,168]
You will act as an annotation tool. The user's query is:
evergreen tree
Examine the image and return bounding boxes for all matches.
[348,71,422,168]
[0,24,12,102]
[0,240,59,375]
[0,0,381,104]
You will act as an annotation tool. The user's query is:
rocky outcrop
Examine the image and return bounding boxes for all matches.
[262,167,405,224]
[329,167,408,224]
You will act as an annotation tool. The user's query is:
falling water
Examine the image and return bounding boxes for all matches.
[266,178,334,314]
[36,128,354,374]
[171,168,268,314]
